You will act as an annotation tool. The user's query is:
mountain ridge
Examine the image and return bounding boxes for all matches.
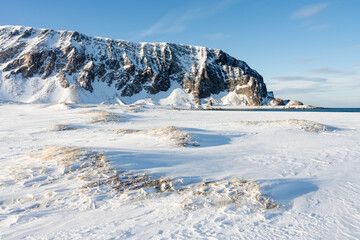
[0,25,301,107]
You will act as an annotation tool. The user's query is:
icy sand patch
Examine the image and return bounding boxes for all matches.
[235,119,329,133]
[78,110,121,123]
[47,124,77,131]
[180,179,278,210]
[114,126,199,147]
[0,146,278,228]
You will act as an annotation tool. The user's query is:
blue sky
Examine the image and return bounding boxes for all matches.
[1,0,359,107]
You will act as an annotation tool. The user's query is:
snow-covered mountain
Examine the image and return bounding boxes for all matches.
[0,25,298,106]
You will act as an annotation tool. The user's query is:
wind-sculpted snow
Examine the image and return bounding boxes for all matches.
[0,25,282,106]
[114,126,199,147]
[78,110,122,123]
[1,104,359,239]
[47,123,77,131]
[180,179,278,210]
[0,145,278,227]
[235,119,328,133]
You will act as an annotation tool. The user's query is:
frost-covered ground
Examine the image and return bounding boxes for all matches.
[0,103,359,239]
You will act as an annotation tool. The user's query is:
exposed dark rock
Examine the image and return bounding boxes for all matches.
[286,100,303,106]
[57,70,69,88]
[0,42,26,63]
[78,61,95,92]
[270,98,285,106]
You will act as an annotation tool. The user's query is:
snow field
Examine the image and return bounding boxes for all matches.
[0,103,359,239]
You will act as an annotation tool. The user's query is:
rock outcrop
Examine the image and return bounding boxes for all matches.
[0,25,297,106]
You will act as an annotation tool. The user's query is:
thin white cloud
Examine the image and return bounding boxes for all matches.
[307,24,330,31]
[310,67,356,75]
[350,45,360,50]
[268,74,360,107]
[271,76,327,82]
[299,21,330,31]
[342,45,360,51]
[137,9,198,38]
[137,0,239,39]
[204,33,231,41]
[295,58,317,64]
[137,12,195,38]
[138,17,168,38]
[292,2,331,19]
[267,78,329,102]
[291,3,332,31]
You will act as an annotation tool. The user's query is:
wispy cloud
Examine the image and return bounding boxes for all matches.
[348,45,360,50]
[204,33,231,41]
[292,2,331,19]
[291,2,331,31]
[310,67,356,75]
[299,21,330,31]
[274,86,329,95]
[267,76,330,103]
[137,11,198,38]
[295,58,317,64]
[271,76,327,82]
[137,0,239,39]
[307,24,330,31]
[138,17,168,38]
[268,74,360,107]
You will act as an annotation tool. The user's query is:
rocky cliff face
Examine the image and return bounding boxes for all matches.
[0,25,280,106]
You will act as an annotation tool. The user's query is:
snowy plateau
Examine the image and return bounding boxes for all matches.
[0,25,360,240]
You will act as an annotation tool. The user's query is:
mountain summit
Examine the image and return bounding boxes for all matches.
[0,25,300,106]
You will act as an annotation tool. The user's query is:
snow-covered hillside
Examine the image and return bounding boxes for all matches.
[0,25,296,107]
[0,103,359,239]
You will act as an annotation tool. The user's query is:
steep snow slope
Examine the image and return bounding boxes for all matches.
[0,25,282,106]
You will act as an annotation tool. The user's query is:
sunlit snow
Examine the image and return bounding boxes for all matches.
[0,103,359,239]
